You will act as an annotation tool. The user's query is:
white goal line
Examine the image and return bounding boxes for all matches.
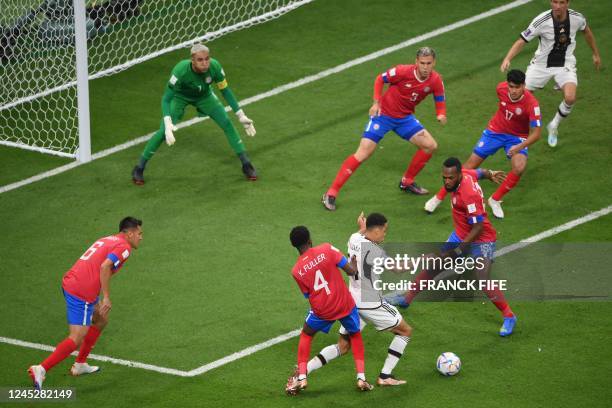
[0,0,534,195]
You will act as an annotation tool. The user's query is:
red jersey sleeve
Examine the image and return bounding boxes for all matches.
[463,188,487,225]
[381,65,409,85]
[528,95,542,128]
[432,74,446,116]
[107,243,131,272]
[323,243,345,266]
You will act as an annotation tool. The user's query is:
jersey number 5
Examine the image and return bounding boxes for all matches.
[80,241,104,261]
[314,270,331,295]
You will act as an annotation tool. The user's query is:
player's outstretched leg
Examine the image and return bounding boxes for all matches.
[348,332,373,391]
[286,330,313,395]
[307,344,344,374]
[377,320,411,386]
[323,138,376,211]
[133,127,165,185]
[71,310,106,376]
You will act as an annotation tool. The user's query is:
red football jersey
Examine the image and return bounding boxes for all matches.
[291,243,355,321]
[379,64,446,118]
[487,82,541,138]
[62,234,132,303]
[451,169,497,242]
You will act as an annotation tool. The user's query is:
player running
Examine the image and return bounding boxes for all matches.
[388,158,517,336]
[132,43,257,184]
[424,70,541,219]
[286,226,374,395]
[322,46,446,211]
[28,217,143,390]
[500,0,601,147]
[306,212,413,386]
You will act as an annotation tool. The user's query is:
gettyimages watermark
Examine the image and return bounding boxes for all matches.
[353,242,611,303]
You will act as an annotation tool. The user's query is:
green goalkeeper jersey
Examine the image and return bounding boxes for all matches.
[168,58,226,100]
[160,58,240,117]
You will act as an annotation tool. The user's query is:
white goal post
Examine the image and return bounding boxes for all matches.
[0,0,314,162]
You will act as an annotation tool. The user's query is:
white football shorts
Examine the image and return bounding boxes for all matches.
[525,63,578,91]
[339,302,402,334]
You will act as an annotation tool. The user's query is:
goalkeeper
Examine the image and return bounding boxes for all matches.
[132,43,257,184]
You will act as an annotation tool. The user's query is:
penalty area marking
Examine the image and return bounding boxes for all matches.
[0,0,534,195]
[2,202,610,377]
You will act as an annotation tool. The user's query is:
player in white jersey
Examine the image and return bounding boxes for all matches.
[500,0,601,147]
[305,212,413,386]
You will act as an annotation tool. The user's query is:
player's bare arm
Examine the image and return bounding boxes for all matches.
[341,260,357,276]
[479,168,507,184]
[501,38,526,72]
[369,74,385,117]
[508,126,541,157]
[583,26,601,70]
[99,259,114,317]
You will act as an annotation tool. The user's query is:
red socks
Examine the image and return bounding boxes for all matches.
[76,326,102,363]
[297,332,313,376]
[483,287,514,317]
[41,338,77,372]
[327,155,362,197]
[435,186,447,200]
[401,150,433,185]
[348,332,365,374]
[406,270,433,304]
[492,171,521,201]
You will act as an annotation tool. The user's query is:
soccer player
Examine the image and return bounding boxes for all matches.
[500,0,601,147]
[306,212,413,386]
[131,43,257,184]
[389,158,517,336]
[27,217,143,390]
[424,70,541,219]
[286,226,374,395]
[322,46,446,211]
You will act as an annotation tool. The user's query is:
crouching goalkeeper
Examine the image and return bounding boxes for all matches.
[132,43,257,184]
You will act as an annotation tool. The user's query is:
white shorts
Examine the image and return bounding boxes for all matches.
[338,302,402,335]
[525,63,578,91]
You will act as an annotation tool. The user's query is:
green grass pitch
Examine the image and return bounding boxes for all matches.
[0,1,611,407]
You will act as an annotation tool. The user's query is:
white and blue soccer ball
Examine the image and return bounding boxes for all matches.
[436,352,461,376]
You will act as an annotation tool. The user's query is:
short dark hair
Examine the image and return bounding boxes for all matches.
[366,213,387,229]
[119,216,142,232]
[290,226,310,248]
[507,69,526,85]
[443,157,462,173]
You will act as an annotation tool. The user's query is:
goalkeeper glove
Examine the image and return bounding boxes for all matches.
[236,109,256,137]
[163,116,177,146]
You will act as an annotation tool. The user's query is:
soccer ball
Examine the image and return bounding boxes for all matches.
[436,352,461,376]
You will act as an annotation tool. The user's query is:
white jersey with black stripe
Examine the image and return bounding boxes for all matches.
[347,232,390,309]
[520,9,587,68]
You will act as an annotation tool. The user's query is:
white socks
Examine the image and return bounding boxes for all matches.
[380,335,410,376]
[550,100,574,128]
[306,344,341,374]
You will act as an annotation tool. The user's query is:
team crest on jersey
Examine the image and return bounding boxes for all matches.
[501,101,506,106]
[515,107,522,115]
[424,86,430,93]
[205,76,212,84]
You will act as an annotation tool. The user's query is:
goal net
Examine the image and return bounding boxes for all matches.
[0,0,312,160]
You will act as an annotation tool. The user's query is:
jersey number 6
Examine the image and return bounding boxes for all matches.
[80,241,105,261]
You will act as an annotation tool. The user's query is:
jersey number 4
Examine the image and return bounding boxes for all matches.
[313,270,331,295]
[80,241,104,261]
